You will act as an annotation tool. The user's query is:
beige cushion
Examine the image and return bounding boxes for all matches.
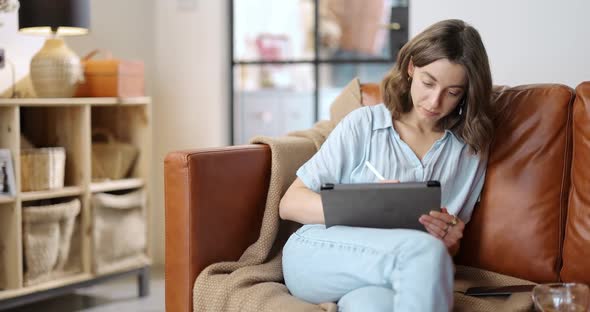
[329,78,363,123]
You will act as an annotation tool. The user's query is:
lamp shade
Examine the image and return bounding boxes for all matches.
[18,0,90,36]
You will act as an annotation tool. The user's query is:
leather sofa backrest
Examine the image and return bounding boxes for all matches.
[359,83,576,282]
[360,83,382,106]
[456,84,574,282]
[561,81,590,284]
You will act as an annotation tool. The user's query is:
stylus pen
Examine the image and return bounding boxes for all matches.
[365,161,385,181]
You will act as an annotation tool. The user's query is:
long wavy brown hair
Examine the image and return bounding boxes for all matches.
[381,19,494,154]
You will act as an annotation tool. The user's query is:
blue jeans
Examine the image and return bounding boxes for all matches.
[282,224,454,312]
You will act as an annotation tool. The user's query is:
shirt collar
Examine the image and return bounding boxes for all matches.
[372,103,456,141]
[372,104,394,131]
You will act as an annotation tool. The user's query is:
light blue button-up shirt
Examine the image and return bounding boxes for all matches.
[297,104,487,223]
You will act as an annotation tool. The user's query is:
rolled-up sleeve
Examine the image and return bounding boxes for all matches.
[297,108,368,192]
[457,152,488,223]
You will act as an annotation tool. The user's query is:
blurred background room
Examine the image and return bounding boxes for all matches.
[0,0,588,311]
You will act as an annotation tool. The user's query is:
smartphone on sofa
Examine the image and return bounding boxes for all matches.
[464,284,536,297]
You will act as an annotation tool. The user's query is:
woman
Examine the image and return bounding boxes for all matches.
[279,19,494,312]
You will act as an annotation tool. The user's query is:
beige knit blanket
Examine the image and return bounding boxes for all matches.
[193,121,535,311]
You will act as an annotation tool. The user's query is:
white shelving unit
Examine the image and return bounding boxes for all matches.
[0,97,152,307]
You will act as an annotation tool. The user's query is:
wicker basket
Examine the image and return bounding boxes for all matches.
[22,199,81,286]
[91,129,138,181]
[92,189,148,273]
[20,147,66,192]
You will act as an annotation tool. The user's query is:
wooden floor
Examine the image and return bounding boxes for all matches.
[2,268,164,312]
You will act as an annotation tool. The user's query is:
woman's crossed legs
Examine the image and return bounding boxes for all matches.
[282,224,454,312]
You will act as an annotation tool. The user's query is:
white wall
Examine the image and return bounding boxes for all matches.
[0,10,43,95]
[152,0,229,265]
[410,0,590,87]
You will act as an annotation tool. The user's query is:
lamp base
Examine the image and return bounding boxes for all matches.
[30,38,84,98]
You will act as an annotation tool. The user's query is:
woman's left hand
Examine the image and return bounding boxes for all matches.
[419,208,464,249]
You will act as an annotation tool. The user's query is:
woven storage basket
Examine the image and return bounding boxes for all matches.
[92,189,148,273]
[20,147,66,192]
[91,129,138,181]
[22,199,80,286]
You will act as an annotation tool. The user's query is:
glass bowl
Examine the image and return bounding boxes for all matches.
[532,283,590,312]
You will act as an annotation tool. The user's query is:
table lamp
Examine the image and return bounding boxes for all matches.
[18,0,90,97]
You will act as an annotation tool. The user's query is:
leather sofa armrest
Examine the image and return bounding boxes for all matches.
[164,144,271,312]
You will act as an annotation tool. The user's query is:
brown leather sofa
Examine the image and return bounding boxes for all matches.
[165,82,590,312]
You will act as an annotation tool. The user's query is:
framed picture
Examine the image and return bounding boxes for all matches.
[0,149,16,196]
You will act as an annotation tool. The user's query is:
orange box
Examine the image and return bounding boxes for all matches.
[75,50,145,97]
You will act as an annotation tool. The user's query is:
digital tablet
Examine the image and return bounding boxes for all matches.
[320,181,441,230]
